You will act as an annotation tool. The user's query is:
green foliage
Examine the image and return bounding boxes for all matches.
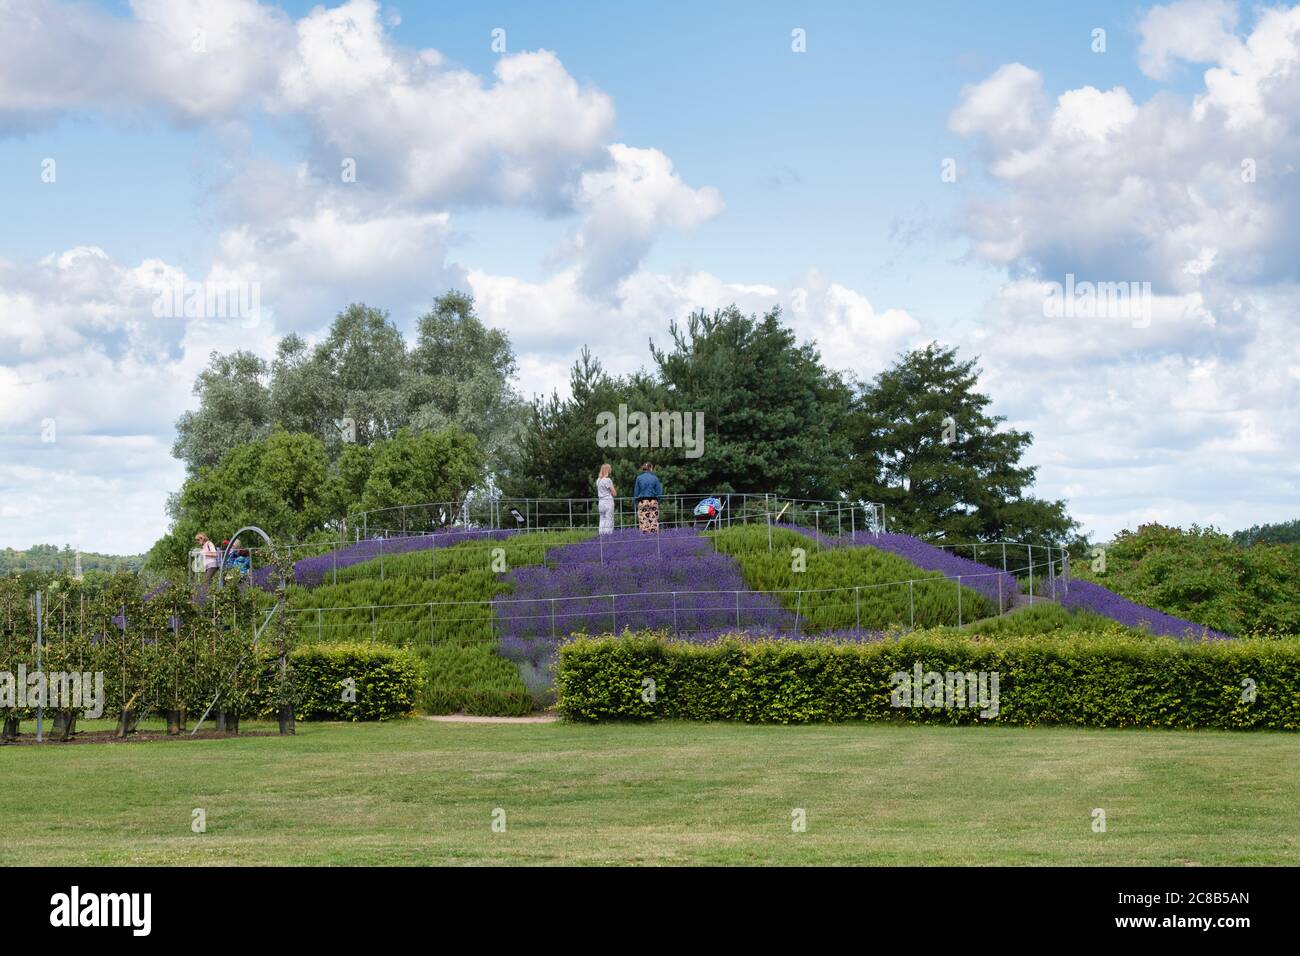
[846,342,1076,543]
[498,347,661,502]
[150,428,336,571]
[649,306,854,499]
[416,642,532,716]
[0,545,143,576]
[359,426,485,516]
[281,531,591,715]
[501,306,855,503]
[557,630,1300,729]
[941,601,1122,638]
[1232,517,1300,547]
[147,424,484,573]
[172,350,273,473]
[174,295,525,474]
[1074,523,1300,636]
[711,525,996,628]
[249,643,420,721]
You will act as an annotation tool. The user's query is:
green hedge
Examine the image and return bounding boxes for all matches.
[556,631,1300,729]
[249,643,420,721]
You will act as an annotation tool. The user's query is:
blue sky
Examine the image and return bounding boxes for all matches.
[2,0,1298,552]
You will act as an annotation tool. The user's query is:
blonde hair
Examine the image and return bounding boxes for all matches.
[598,463,612,479]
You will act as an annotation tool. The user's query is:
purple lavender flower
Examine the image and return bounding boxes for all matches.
[249,528,519,590]
[494,528,793,644]
[1059,578,1230,640]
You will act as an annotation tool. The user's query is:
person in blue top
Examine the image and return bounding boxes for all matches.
[633,462,663,533]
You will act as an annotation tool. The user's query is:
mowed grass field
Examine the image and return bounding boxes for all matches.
[1,720,1296,866]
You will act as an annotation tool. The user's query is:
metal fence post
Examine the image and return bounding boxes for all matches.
[735,590,741,629]
[551,598,557,639]
[1002,542,1007,574]
[850,504,856,543]
[611,593,617,634]
[765,494,773,551]
[370,605,376,642]
[1028,544,1034,606]
[317,607,322,641]
[956,576,962,627]
[379,536,384,582]
[855,586,861,631]
[909,579,915,629]
[794,590,802,634]
[672,591,678,637]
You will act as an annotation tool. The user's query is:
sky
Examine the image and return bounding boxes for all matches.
[1,0,1298,554]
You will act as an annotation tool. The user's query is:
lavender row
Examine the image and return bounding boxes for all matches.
[1059,578,1230,641]
[249,528,519,589]
[494,528,792,645]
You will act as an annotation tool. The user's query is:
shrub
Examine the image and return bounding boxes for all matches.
[249,643,420,721]
[1071,523,1300,636]
[711,525,997,628]
[556,630,1300,729]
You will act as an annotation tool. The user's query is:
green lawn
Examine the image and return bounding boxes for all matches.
[1,719,1295,865]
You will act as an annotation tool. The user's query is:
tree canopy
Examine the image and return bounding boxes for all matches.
[151,295,1090,568]
[845,342,1076,543]
[172,293,524,474]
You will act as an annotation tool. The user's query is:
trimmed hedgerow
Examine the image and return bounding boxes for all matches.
[248,643,420,721]
[556,630,1300,729]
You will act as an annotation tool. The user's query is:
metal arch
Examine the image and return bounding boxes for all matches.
[217,525,284,590]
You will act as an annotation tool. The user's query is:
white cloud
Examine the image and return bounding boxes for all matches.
[562,145,725,296]
[0,244,285,552]
[468,264,918,399]
[1138,0,1244,80]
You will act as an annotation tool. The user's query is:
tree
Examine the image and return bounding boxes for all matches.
[649,305,853,498]
[305,303,410,449]
[406,290,526,466]
[847,342,1076,543]
[359,427,486,517]
[1232,518,1300,547]
[172,351,271,472]
[172,293,525,479]
[498,348,655,500]
[149,429,335,571]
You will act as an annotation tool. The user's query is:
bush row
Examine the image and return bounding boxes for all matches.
[556,630,1300,729]
[248,643,421,721]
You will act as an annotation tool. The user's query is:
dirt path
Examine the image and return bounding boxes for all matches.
[423,714,559,724]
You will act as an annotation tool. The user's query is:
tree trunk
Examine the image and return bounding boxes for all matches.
[2,715,18,741]
[278,704,295,736]
[226,710,240,735]
[53,712,74,741]
[115,708,138,738]
[166,710,180,735]
[215,709,227,732]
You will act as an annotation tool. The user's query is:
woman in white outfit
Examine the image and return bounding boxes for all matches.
[596,463,617,535]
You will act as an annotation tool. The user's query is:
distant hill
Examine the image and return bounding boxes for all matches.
[0,544,144,575]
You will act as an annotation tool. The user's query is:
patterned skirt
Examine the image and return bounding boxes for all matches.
[636,498,660,533]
